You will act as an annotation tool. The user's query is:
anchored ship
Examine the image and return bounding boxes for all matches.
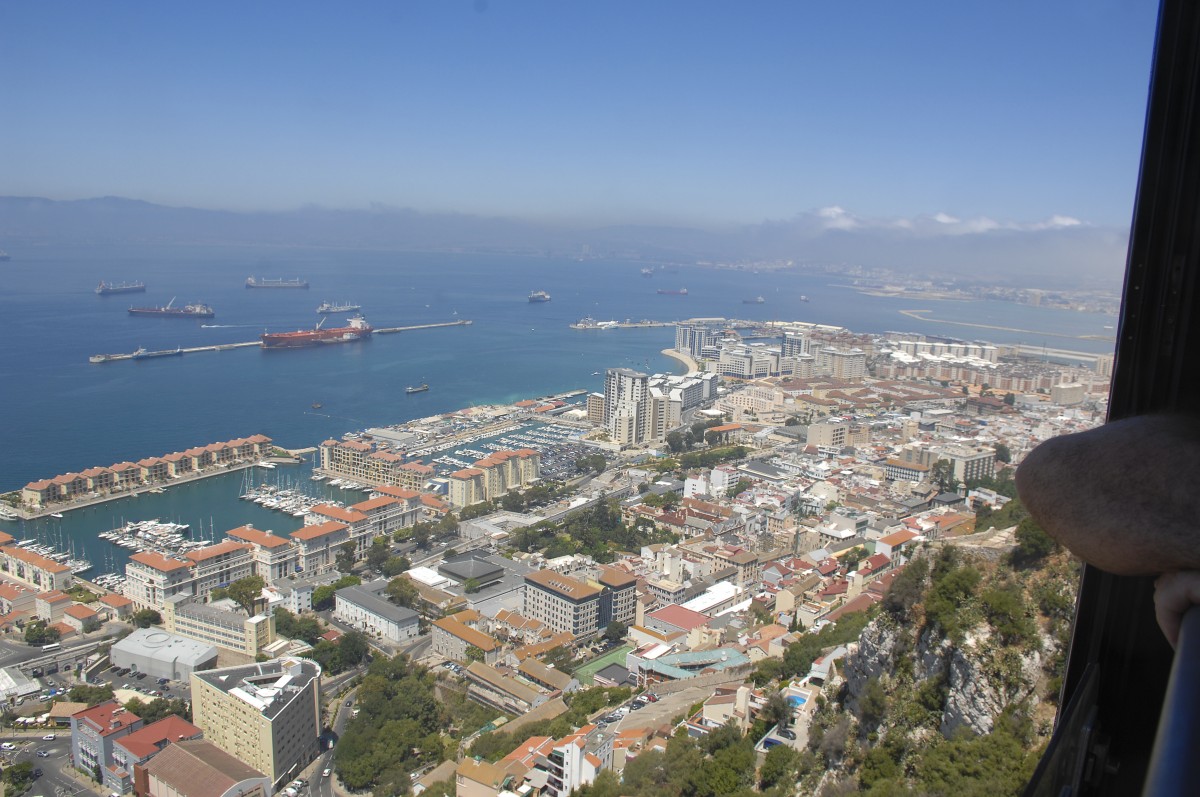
[405,384,429,394]
[246,276,309,289]
[317,301,362,314]
[528,290,552,303]
[641,268,654,277]
[96,281,146,295]
[261,315,373,349]
[128,297,214,318]
[742,296,765,304]
[657,287,688,295]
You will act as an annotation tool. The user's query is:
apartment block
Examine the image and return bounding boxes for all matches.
[225,525,297,584]
[447,449,540,508]
[522,567,634,640]
[163,595,276,657]
[190,657,322,788]
[70,701,143,788]
[431,610,500,664]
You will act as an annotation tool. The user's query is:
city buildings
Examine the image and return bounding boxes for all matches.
[162,595,276,657]
[109,627,219,681]
[522,567,636,640]
[190,657,322,788]
[138,739,271,797]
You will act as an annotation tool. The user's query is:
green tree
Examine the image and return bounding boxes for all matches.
[603,621,627,642]
[81,616,102,634]
[726,478,752,498]
[335,542,356,573]
[759,744,802,789]
[930,459,957,493]
[386,576,419,609]
[857,676,889,736]
[382,555,411,577]
[459,501,494,520]
[500,491,525,512]
[666,430,685,453]
[367,537,391,572]
[1003,392,1016,405]
[759,690,791,731]
[131,608,162,628]
[223,574,267,615]
[67,683,115,706]
[463,577,482,594]
[995,442,1012,463]
[24,619,60,645]
[465,645,485,663]
[1012,516,1058,567]
[339,631,370,667]
[4,761,35,794]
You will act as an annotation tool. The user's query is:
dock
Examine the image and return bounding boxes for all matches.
[88,319,472,363]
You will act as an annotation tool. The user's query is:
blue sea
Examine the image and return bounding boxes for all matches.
[0,243,1117,572]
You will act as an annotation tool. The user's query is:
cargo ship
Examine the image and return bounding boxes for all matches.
[405,384,429,394]
[657,287,688,295]
[528,290,552,303]
[96,281,146,295]
[742,296,765,304]
[128,297,215,318]
[246,276,309,289]
[317,301,362,314]
[261,315,373,349]
[641,268,654,277]
[89,353,122,364]
[132,347,183,360]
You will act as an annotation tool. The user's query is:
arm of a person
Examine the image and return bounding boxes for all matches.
[1154,571,1200,648]
[1015,414,1200,576]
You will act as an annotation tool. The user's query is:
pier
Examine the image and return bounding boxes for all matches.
[88,319,473,363]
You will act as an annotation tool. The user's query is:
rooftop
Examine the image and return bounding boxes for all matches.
[142,739,267,797]
[192,657,321,721]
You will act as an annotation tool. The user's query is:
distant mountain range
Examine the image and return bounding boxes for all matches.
[0,195,1128,289]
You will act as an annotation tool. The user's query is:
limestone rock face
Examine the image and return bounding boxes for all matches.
[843,616,1056,738]
[939,628,1048,737]
[843,617,900,710]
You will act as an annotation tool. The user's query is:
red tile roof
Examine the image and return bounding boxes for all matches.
[114,715,202,759]
[291,521,348,541]
[129,551,192,573]
[185,540,250,562]
[226,525,292,549]
[74,701,142,736]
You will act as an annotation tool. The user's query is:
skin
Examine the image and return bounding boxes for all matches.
[1016,414,1200,576]
[1017,415,1200,648]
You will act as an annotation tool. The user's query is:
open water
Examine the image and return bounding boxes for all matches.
[0,243,1117,571]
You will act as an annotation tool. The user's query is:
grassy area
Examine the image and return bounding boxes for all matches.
[574,645,632,686]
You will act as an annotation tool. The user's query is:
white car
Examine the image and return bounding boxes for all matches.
[322,768,332,778]
[41,734,56,741]
[1,742,15,751]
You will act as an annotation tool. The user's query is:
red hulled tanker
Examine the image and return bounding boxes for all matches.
[261,316,373,349]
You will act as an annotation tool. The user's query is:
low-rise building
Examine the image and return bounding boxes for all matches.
[110,628,219,681]
[333,580,419,643]
[70,701,143,786]
[110,715,203,794]
[431,611,500,665]
[137,738,271,797]
[163,595,276,657]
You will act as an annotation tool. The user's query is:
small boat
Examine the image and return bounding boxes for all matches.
[312,401,323,409]
[406,384,429,394]
[657,288,688,295]
[50,513,64,519]
[742,296,765,304]
[640,268,654,277]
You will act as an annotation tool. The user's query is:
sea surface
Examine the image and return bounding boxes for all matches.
[0,243,1117,573]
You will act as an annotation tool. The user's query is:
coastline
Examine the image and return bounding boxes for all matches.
[661,348,699,372]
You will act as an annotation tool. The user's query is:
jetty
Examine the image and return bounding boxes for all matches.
[88,319,472,363]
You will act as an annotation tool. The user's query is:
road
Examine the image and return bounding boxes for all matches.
[1,732,98,797]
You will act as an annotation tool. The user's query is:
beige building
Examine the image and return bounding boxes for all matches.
[190,657,322,788]
[447,449,540,508]
[0,544,73,593]
[431,610,500,664]
[521,567,635,640]
[163,595,276,657]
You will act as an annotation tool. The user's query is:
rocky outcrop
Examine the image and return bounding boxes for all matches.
[842,617,901,711]
[939,627,1047,736]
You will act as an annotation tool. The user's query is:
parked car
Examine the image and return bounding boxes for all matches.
[1,742,16,751]
[778,728,796,740]
[41,734,56,741]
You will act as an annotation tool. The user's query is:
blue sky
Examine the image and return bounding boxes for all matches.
[1,1,1158,228]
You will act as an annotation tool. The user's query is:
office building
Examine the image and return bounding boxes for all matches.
[190,657,322,788]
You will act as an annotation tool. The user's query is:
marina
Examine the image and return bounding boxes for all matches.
[87,319,472,363]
